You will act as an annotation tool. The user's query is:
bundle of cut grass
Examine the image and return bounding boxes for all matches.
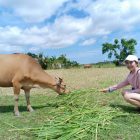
[10,89,128,140]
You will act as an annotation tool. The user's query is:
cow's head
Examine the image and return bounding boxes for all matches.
[54,77,70,94]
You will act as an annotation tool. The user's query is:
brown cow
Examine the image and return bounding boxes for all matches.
[0,54,69,116]
[84,64,92,68]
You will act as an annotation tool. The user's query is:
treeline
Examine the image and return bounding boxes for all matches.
[26,52,79,69]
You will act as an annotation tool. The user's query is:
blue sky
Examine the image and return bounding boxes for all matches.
[0,0,140,64]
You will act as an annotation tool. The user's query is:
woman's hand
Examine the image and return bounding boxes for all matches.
[100,88,109,93]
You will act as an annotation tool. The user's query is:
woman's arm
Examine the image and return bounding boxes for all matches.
[101,79,129,93]
[112,79,129,90]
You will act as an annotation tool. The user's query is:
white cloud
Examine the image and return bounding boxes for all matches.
[0,15,94,52]
[0,21,82,52]
[84,0,140,31]
[0,0,140,53]
[82,38,96,46]
[62,0,140,32]
[0,26,47,46]
[0,43,24,52]
[0,0,69,23]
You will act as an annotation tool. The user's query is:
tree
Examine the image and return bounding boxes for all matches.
[102,38,137,65]
[26,52,79,69]
[37,53,47,69]
[27,52,38,59]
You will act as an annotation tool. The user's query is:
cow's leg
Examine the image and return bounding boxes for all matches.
[24,89,34,112]
[13,82,21,116]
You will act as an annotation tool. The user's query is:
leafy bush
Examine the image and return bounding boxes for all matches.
[27,53,79,69]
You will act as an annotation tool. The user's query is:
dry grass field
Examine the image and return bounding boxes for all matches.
[48,67,128,90]
[0,67,140,140]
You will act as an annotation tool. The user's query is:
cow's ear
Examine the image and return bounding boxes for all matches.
[55,76,58,80]
[59,77,63,84]
[55,76,63,85]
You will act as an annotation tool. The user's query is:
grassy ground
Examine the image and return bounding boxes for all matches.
[0,67,140,140]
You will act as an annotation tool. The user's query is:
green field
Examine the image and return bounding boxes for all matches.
[0,67,140,140]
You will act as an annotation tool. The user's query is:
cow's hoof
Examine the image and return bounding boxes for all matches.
[27,107,34,112]
[14,111,20,116]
